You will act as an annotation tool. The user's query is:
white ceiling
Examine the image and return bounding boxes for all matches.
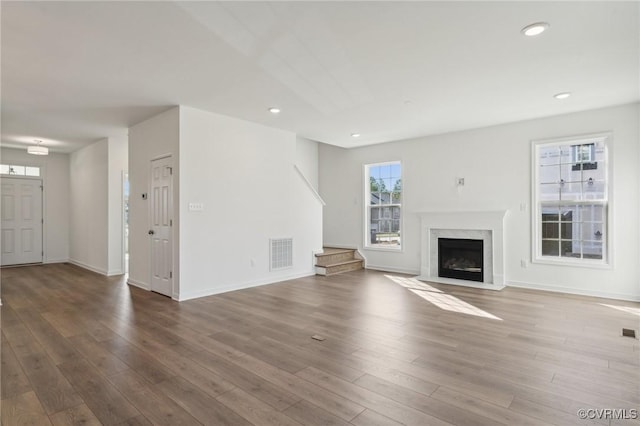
[2,1,638,153]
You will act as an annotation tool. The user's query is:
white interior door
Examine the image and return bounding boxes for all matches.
[1,178,43,266]
[150,156,173,297]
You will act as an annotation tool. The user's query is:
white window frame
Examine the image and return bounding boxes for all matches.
[364,161,403,251]
[531,133,612,268]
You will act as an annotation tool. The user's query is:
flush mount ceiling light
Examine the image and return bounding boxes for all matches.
[521,22,550,37]
[268,107,281,114]
[554,92,571,99]
[27,140,48,156]
[351,133,361,138]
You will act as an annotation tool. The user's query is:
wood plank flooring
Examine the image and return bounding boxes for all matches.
[1,263,639,425]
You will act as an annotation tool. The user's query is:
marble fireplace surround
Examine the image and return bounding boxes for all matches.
[416,210,508,290]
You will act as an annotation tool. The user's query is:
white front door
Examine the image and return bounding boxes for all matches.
[1,178,43,266]
[150,156,173,297]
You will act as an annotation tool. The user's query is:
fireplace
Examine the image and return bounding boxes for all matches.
[438,238,484,282]
[418,211,506,289]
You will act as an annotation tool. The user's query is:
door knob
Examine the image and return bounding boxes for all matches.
[148,230,155,235]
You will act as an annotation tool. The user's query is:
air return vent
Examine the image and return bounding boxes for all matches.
[270,238,293,271]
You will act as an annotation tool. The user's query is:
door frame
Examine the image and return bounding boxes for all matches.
[0,175,45,266]
[148,154,174,297]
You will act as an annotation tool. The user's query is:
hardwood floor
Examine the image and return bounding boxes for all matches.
[1,263,639,425]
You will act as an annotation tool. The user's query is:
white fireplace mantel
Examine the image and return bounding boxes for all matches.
[415,210,508,290]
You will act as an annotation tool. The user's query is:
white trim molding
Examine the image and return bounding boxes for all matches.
[44,258,70,264]
[68,259,108,276]
[127,277,150,291]
[508,280,640,302]
[366,264,420,275]
[176,271,316,301]
[294,165,326,206]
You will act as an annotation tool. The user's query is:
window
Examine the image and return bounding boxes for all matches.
[573,143,594,164]
[533,134,609,265]
[365,161,402,249]
[0,164,40,177]
[26,167,41,177]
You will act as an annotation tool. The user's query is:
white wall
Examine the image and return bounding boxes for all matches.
[107,136,128,275]
[70,139,109,273]
[319,103,640,300]
[178,106,323,300]
[128,107,180,292]
[0,148,70,263]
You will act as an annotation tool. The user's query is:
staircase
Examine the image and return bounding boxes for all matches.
[315,247,364,276]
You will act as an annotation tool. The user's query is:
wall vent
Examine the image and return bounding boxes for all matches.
[270,238,293,271]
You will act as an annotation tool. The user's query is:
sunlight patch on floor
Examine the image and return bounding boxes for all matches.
[410,289,503,320]
[384,275,443,293]
[600,303,640,317]
[385,274,502,321]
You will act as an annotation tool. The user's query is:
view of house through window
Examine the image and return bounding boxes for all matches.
[534,135,609,264]
[365,161,402,249]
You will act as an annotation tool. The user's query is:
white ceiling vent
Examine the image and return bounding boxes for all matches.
[270,238,293,271]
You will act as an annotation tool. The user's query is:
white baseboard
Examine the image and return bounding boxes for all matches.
[127,278,150,291]
[366,264,421,275]
[107,269,124,277]
[177,270,316,301]
[44,258,69,264]
[322,243,359,250]
[416,275,505,291]
[68,259,108,276]
[508,280,640,302]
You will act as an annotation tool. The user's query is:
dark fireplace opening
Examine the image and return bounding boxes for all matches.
[438,238,484,282]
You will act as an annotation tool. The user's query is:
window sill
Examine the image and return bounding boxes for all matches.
[532,257,611,270]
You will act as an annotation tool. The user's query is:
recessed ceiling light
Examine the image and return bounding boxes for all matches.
[351,133,361,138]
[268,107,281,114]
[521,22,550,37]
[554,92,571,100]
